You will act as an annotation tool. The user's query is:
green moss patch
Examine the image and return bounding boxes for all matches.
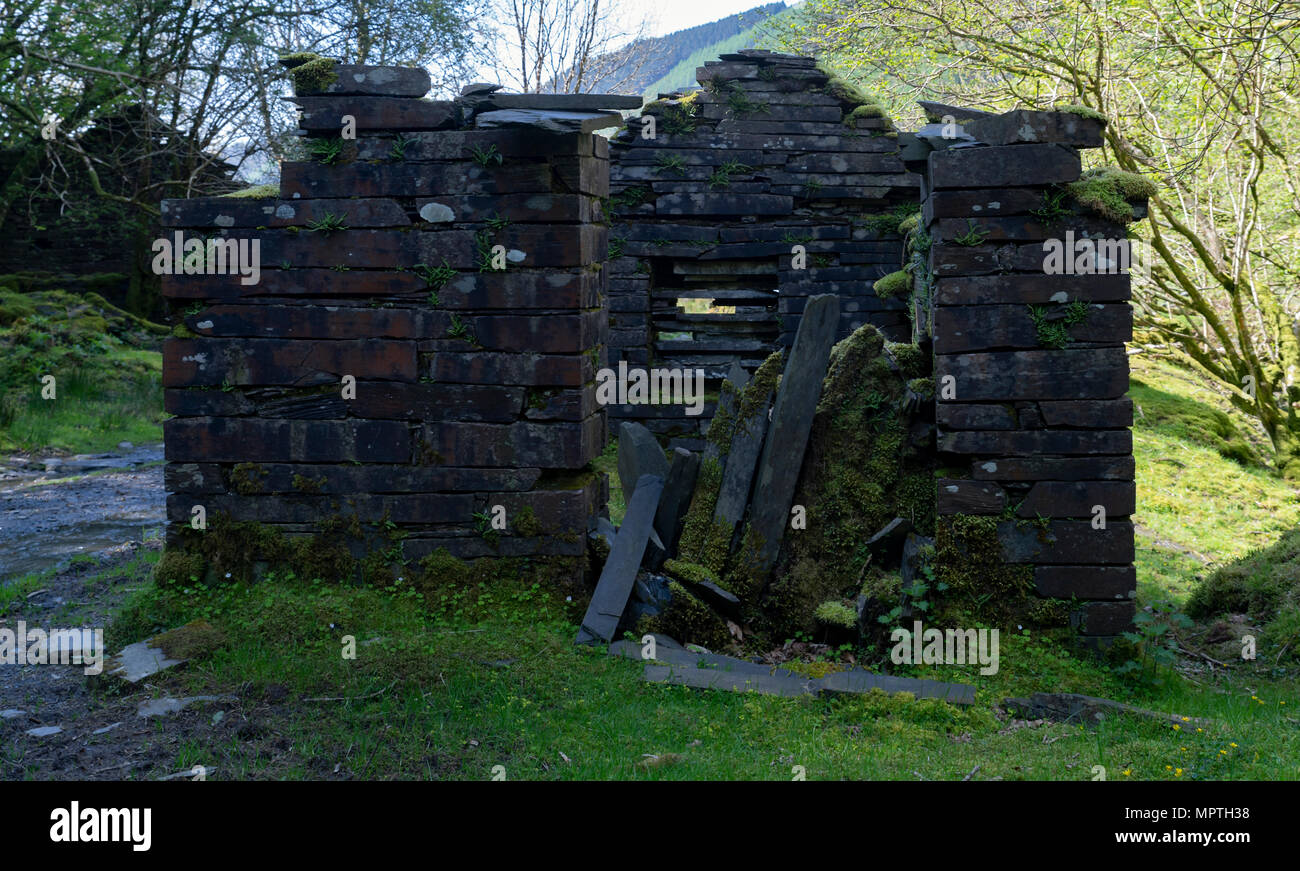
[1056,103,1108,122]
[220,184,279,199]
[763,325,935,638]
[933,514,1041,627]
[638,581,734,651]
[285,55,338,93]
[1066,167,1157,223]
[150,618,227,661]
[873,269,911,300]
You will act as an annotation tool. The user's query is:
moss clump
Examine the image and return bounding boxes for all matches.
[675,457,731,576]
[161,512,358,587]
[735,350,783,424]
[230,462,267,495]
[291,473,326,493]
[149,619,226,661]
[663,559,724,589]
[764,324,935,638]
[884,341,927,379]
[171,323,197,338]
[873,269,911,300]
[844,104,887,124]
[220,184,279,199]
[932,514,1042,627]
[1065,167,1158,223]
[513,505,543,537]
[822,75,873,105]
[285,55,338,93]
[153,549,207,586]
[814,600,856,629]
[638,581,733,650]
[1187,526,1300,622]
[278,52,323,68]
[1056,103,1108,122]
[907,377,934,400]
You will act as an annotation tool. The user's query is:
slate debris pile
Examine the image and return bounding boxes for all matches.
[160,62,622,570]
[605,50,920,450]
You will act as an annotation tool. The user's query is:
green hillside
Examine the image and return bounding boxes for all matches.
[641,5,794,97]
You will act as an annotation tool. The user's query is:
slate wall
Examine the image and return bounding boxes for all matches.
[605,50,919,450]
[159,64,610,569]
[910,107,1139,638]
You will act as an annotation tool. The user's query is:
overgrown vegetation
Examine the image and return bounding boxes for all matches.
[0,287,166,452]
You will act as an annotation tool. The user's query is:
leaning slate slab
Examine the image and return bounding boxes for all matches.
[744,293,840,584]
[617,421,669,500]
[576,474,665,645]
[712,377,774,539]
[704,362,750,463]
[654,447,700,553]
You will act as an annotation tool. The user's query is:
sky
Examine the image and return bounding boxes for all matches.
[634,0,792,38]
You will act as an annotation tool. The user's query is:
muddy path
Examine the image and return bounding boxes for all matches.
[0,546,324,781]
[0,444,166,580]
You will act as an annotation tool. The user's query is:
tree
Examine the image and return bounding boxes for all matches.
[490,0,656,93]
[768,0,1300,477]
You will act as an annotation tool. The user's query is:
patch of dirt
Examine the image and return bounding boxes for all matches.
[0,546,341,781]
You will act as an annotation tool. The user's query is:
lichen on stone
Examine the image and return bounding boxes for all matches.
[220,184,279,199]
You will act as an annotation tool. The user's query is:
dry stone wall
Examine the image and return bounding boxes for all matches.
[604,50,919,450]
[160,63,621,573]
[905,104,1140,639]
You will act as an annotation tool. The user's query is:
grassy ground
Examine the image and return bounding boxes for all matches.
[9,320,1294,780]
[0,287,166,453]
[1129,356,1300,602]
[75,546,1293,780]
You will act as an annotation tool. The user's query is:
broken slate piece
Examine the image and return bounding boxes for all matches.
[576,474,665,645]
[136,695,228,718]
[473,109,622,134]
[653,448,700,553]
[103,641,184,683]
[644,663,816,697]
[866,517,914,565]
[25,726,63,738]
[617,422,669,501]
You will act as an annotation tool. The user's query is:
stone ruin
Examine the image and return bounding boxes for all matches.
[156,50,1145,674]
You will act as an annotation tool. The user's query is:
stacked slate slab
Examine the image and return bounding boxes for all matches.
[159,61,626,572]
[605,50,919,448]
[905,104,1142,640]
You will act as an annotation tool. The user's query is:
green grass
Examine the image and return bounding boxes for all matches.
[0,287,165,453]
[1129,357,1299,601]
[97,559,1298,780]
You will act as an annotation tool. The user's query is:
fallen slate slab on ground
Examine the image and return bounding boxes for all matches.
[1002,692,1206,726]
[103,641,184,683]
[611,639,976,704]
